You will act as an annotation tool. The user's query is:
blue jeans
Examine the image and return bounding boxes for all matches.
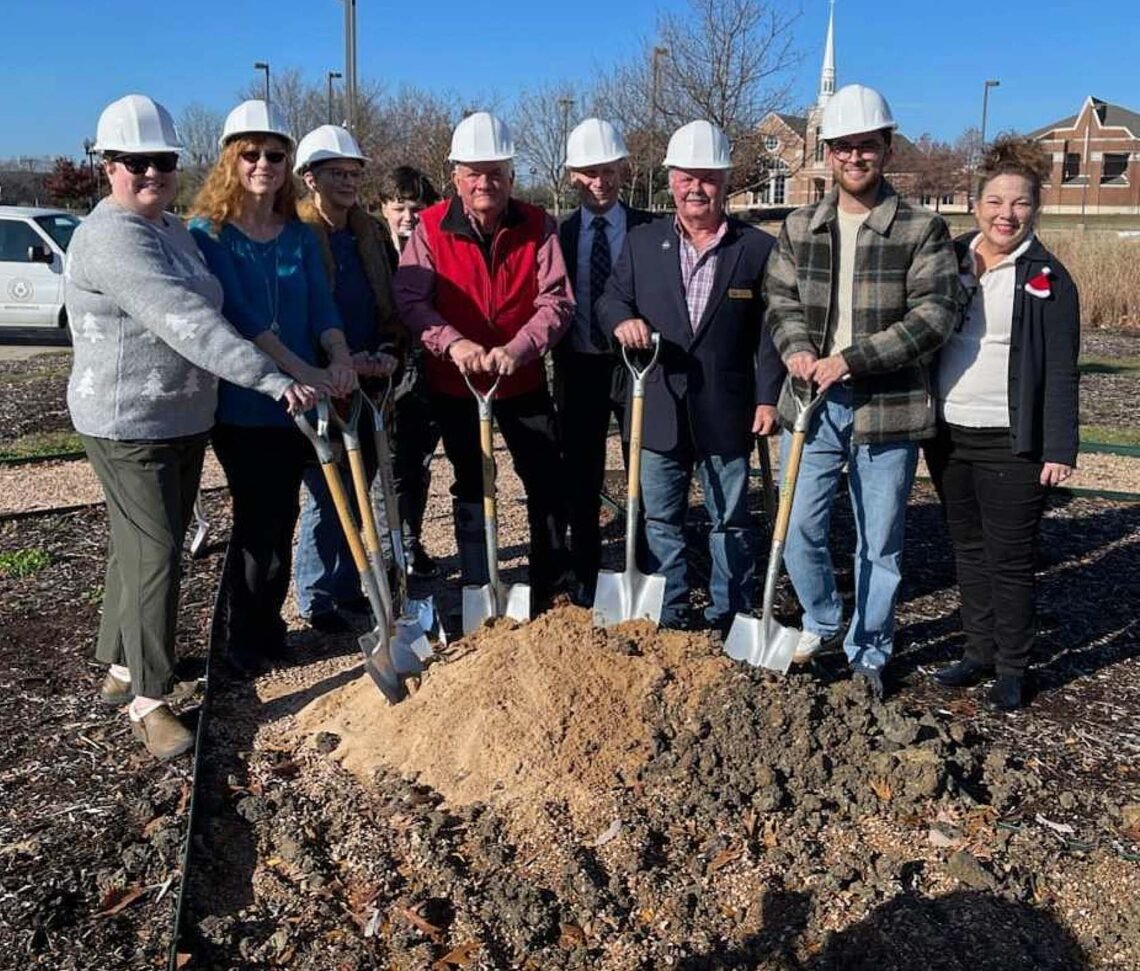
[294,464,363,618]
[780,387,917,671]
[639,447,754,627]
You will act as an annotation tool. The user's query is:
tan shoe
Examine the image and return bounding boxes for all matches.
[99,675,202,707]
[130,706,194,761]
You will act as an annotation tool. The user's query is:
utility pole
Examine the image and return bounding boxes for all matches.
[341,0,358,131]
[327,70,343,124]
[646,45,668,211]
[558,96,574,217]
[254,61,271,103]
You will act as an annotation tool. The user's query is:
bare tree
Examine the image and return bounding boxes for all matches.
[898,133,967,211]
[361,86,466,200]
[177,103,224,168]
[655,0,801,137]
[236,67,325,142]
[513,82,579,215]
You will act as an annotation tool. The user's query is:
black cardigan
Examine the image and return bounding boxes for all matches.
[951,233,1081,465]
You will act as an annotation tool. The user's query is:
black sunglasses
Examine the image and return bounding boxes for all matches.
[239,149,288,165]
[113,154,179,174]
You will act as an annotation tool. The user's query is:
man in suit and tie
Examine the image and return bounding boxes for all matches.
[554,118,655,606]
[597,120,785,633]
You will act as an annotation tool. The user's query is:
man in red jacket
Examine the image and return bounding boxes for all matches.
[394,112,574,610]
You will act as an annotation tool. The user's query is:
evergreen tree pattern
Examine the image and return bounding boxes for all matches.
[166,313,201,342]
[74,368,97,398]
[141,369,167,399]
[180,369,202,398]
[80,312,103,342]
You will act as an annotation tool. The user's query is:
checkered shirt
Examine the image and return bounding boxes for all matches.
[675,217,729,331]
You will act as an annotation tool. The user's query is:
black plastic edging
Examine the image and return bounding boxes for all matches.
[0,450,87,467]
[1080,441,1140,458]
[166,545,226,970]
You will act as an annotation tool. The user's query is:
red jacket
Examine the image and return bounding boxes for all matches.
[397,197,573,398]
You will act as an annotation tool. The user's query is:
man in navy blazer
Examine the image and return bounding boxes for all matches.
[553,118,656,605]
[597,120,785,632]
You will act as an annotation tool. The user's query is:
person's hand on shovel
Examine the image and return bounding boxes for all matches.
[484,346,520,376]
[351,350,399,378]
[448,338,489,375]
[280,381,324,416]
[784,350,818,382]
[613,317,654,350]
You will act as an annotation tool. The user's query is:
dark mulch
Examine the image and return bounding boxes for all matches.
[0,351,72,445]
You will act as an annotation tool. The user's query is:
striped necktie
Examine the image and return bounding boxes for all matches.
[588,215,611,351]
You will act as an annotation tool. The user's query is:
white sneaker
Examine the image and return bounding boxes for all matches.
[792,629,824,664]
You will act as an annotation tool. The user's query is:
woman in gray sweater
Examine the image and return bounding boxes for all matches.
[67,94,319,761]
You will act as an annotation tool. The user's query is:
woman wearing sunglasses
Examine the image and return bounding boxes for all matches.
[66,94,319,760]
[189,99,357,677]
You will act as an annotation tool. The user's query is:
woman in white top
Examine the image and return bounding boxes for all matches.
[927,136,1080,711]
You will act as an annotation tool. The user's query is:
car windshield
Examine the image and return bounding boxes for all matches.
[34,214,81,251]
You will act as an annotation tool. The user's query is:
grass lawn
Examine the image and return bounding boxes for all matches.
[1080,355,1140,376]
[1081,424,1140,448]
[0,430,83,461]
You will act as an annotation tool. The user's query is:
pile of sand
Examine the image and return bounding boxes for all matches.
[293,606,729,832]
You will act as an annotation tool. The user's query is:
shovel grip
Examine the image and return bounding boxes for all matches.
[773,432,806,543]
[319,461,370,575]
[479,415,497,521]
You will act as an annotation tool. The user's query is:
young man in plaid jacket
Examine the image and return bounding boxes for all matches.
[763,84,960,698]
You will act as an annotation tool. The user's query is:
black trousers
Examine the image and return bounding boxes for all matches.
[213,423,311,658]
[925,423,1047,676]
[391,359,441,543]
[552,350,637,591]
[432,386,570,598]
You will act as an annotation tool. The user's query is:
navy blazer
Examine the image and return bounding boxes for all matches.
[596,215,784,455]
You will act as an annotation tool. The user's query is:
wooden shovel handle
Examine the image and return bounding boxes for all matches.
[346,446,381,558]
[479,415,496,521]
[627,394,645,504]
[319,461,370,574]
[773,431,806,543]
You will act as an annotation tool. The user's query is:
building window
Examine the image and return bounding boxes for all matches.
[941,193,955,206]
[771,174,786,205]
[1062,153,1081,182]
[1102,153,1129,184]
[764,135,780,152]
[814,127,824,163]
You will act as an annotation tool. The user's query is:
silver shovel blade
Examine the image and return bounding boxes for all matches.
[592,569,666,628]
[462,583,531,635]
[723,613,801,674]
[358,629,407,704]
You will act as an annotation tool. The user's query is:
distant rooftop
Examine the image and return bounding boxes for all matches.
[1029,97,1140,138]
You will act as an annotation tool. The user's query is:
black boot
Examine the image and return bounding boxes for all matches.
[988,674,1024,712]
[453,500,489,587]
[933,656,994,688]
[406,538,440,579]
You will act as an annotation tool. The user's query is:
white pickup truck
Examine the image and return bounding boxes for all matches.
[0,206,81,335]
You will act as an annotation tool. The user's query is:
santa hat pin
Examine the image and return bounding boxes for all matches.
[1025,266,1053,298]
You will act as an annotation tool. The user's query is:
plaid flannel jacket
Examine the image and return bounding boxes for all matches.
[763,182,961,443]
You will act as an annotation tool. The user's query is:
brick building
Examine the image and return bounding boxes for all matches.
[1030,97,1140,215]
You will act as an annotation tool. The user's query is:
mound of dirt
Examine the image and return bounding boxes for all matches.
[294,606,728,834]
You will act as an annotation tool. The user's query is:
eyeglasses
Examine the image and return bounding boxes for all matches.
[828,140,886,160]
[239,149,288,165]
[319,167,363,183]
[113,154,179,174]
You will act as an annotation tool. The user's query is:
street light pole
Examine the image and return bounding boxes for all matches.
[341,0,358,131]
[558,97,574,217]
[969,78,1000,211]
[327,70,343,124]
[254,61,271,103]
[646,45,668,211]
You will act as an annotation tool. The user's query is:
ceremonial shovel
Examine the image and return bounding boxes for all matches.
[294,401,406,704]
[461,373,530,635]
[724,380,824,672]
[592,333,666,628]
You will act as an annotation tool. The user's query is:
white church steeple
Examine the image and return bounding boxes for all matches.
[817,0,836,108]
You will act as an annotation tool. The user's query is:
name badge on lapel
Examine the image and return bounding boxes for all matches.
[728,288,753,299]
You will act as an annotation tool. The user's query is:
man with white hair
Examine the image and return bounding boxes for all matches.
[597,120,784,633]
[554,117,655,606]
[394,112,574,609]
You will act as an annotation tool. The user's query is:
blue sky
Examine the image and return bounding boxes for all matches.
[3,0,1138,159]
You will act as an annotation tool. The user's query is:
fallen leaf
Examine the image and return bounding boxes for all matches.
[95,883,148,917]
[175,782,192,815]
[590,818,622,848]
[175,954,191,969]
[870,778,893,802]
[709,845,746,872]
[559,923,586,947]
[762,818,779,848]
[399,905,443,940]
[432,940,481,968]
[142,816,168,838]
[1035,813,1076,836]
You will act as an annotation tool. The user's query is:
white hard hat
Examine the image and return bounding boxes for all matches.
[564,118,629,169]
[219,99,295,149]
[819,84,898,141]
[662,120,732,170]
[94,94,183,155]
[294,125,368,174]
[448,112,514,163]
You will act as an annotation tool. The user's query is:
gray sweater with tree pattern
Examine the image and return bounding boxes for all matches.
[65,198,292,441]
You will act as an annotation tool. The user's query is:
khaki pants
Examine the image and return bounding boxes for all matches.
[82,433,207,699]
